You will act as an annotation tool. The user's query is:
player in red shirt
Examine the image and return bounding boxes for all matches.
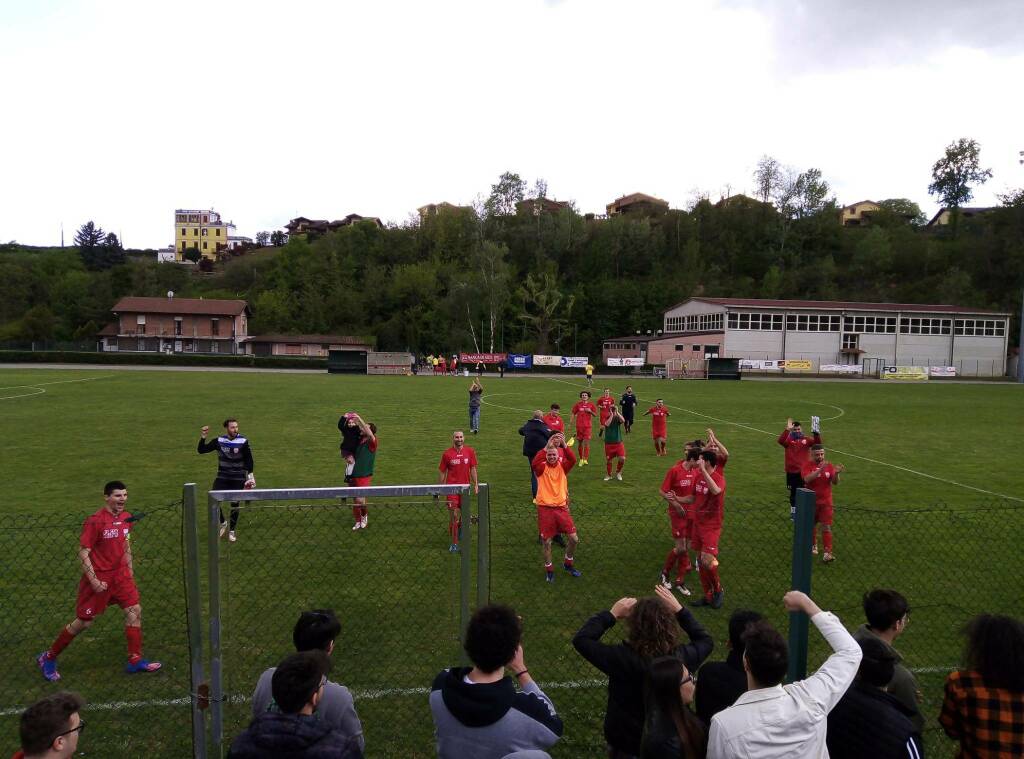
[438,430,479,553]
[659,444,703,596]
[643,398,671,455]
[37,481,161,682]
[689,451,727,609]
[571,391,598,465]
[705,428,729,470]
[800,443,844,563]
[542,403,564,434]
[778,417,821,519]
[596,388,615,437]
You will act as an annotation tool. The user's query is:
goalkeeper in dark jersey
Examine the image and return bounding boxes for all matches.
[198,418,255,542]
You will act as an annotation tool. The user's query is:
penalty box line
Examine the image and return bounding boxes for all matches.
[546,378,1023,504]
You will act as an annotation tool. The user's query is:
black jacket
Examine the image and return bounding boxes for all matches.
[694,649,747,726]
[826,680,923,759]
[573,608,714,755]
[519,419,553,459]
[227,712,363,759]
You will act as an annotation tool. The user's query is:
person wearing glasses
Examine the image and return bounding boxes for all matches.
[13,692,85,759]
[229,650,362,758]
[640,656,707,759]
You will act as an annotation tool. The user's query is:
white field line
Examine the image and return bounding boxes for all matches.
[0,375,115,401]
[480,392,539,414]
[546,377,1023,504]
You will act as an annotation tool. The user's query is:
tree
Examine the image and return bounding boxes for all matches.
[270,230,286,246]
[20,304,56,341]
[752,155,782,206]
[75,222,124,270]
[877,198,927,225]
[791,168,832,219]
[255,231,270,247]
[516,271,573,353]
[183,246,201,263]
[928,138,992,209]
[996,187,1024,208]
[531,177,549,200]
[484,171,527,218]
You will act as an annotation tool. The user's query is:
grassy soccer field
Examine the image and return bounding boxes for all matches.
[0,367,1021,758]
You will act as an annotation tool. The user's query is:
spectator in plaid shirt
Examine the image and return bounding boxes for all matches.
[940,613,1024,758]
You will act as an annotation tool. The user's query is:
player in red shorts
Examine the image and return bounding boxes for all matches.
[778,417,822,519]
[571,391,598,465]
[37,481,161,681]
[690,451,726,609]
[438,430,479,553]
[659,445,702,596]
[542,403,564,434]
[601,405,627,481]
[643,398,671,455]
[801,443,844,563]
[596,388,615,437]
[532,434,580,582]
[347,414,377,530]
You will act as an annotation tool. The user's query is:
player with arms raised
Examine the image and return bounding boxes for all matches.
[197,418,255,542]
[347,414,377,531]
[532,433,581,582]
[801,444,844,562]
[778,417,821,519]
[438,431,479,553]
[643,399,671,456]
[571,391,598,466]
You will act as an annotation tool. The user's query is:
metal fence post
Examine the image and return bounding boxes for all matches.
[476,483,490,609]
[208,493,224,755]
[182,484,207,759]
[788,488,815,682]
[460,485,473,646]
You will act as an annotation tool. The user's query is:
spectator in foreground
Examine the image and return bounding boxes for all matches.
[573,585,713,758]
[229,650,361,758]
[707,591,861,759]
[430,604,563,759]
[14,692,85,759]
[251,609,363,753]
[826,636,923,759]
[641,655,707,759]
[853,588,923,734]
[694,609,763,725]
[940,613,1024,758]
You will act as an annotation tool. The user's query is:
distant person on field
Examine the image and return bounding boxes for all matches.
[597,387,616,436]
[198,418,255,541]
[345,415,377,531]
[439,430,479,553]
[707,591,861,759]
[338,412,365,481]
[853,589,923,734]
[37,480,161,683]
[468,378,484,434]
[229,650,362,758]
[620,386,638,433]
[430,604,563,759]
[585,362,595,386]
[693,609,763,725]
[777,417,820,519]
[643,399,671,456]
[826,636,923,759]
[640,655,707,759]
[602,404,627,481]
[801,444,844,563]
[570,391,598,466]
[940,613,1024,758]
[13,691,85,759]
[251,609,364,754]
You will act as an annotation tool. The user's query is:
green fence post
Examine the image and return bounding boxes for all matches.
[182,484,207,759]
[788,487,815,682]
[208,493,224,756]
[460,485,473,653]
[476,483,490,609]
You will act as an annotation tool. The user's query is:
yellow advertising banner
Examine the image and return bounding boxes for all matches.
[881,366,929,381]
[783,359,812,371]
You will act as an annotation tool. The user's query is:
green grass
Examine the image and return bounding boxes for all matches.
[0,368,1022,758]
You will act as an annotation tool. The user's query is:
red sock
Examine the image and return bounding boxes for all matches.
[48,627,76,658]
[708,565,723,593]
[564,556,574,566]
[606,460,612,475]
[698,566,713,598]
[544,562,553,573]
[125,625,142,661]
[824,530,833,552]
[679,552,692,573]
[449,519,460,543]
[616,461,623,474]
[352,506,361,520]
[663,549,679,575]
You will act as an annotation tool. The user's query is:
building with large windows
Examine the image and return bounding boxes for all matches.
[174,209,234,261]
[604,297,1011,376]
[99,295,249,354]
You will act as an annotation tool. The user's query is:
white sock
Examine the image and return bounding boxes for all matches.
[345,461,354,476]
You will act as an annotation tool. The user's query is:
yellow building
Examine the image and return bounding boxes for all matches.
[174,209,234,261]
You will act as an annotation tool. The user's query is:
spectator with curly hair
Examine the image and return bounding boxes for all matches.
[573,585,713,758]
[940,613,1024,758]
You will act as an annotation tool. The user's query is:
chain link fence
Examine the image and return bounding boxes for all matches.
[0,500,194,757]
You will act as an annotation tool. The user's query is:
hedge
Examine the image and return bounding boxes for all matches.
[0,350,327,370]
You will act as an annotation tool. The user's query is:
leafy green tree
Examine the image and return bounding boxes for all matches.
[270,230,286,246]
[928,138,992,209]
[753,155,781,206]
[791,168,832,219]
[183,247,201,263]
[516,271,573,353]
[484,171,526,218]
[20,304,56,341]
[877,198,927,225]
[255,231,270,247]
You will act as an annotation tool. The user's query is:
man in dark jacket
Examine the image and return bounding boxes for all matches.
[430,604,563,758]
[825,636,922,759]
[519,411,553,498]
[228,651,362,758]
[694,608,762,725]
[572,586,713,757]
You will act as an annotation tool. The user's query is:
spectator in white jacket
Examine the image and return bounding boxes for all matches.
[707,591,861,759]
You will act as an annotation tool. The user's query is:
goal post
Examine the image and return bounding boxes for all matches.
[664,358,709,379]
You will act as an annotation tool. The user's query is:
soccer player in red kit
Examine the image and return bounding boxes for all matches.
[37,481,161,681]
[532,434,580,582]
[596,388,615,437]
[705,428,730,469]
[659,446,703,596]
[778,417,821,519]
[571,391,598,465]
[690,451,726,609]
[801,444,844,563]
[644,399,671,455]
[438,430,479,553]
[543,404,564,434]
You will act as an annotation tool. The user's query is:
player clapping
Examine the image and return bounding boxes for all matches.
[801,444,844,562]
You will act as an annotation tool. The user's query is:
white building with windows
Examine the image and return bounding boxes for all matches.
[638,298,1010,376]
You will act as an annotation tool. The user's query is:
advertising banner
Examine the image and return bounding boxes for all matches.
[607,357,645,367]
[784,359,813,371]
[929,366,957,377]
[508,353,533,369]
[532,354,562,367]
[820,364,864,374]
[881,366,929,381]
[560,356,589,368]
[739,359,783,370]
[459,352,507,364]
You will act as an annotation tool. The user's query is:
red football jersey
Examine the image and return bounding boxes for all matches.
[597,395,616,423]
[800,461,837,507]
[648,406,669,435]
[693,469,726,528]
[661,463,698,514]
[80,507,132,575]
[778,430,821,473]
[439,446,478,484]
[571,401,597,429]
[542,413,564,433]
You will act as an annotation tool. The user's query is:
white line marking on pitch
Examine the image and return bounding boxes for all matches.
[546,377,1022,503]
[479,392,537,413]
[0,375,115,401]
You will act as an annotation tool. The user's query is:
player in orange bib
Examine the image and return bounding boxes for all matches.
[532,434,581,582]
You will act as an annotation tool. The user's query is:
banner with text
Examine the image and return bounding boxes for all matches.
[739,359,783,371]
[459,352,507,364]
[508,354,533,369]
[560,356,589,368]
[929,366,957,377]
[882,366,929,381]
[532,354,562,367]
[607,357,645,367]
[784,359,813,371]
[820,364,864,374]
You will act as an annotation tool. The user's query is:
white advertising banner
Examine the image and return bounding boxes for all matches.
[560,356,589,368]
[532,354,562,367]
[929,366,957,377]
[607,357,644,367]
[739,359,783,370]
[820,364,864,374]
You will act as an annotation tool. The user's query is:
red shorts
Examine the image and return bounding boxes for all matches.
[76,573,139,621]
[577,427,592,441]
[604,442,626,459]
[669,512,691,540]
[350,476,373,487]
[690,523,722,557]
[537,506,576,540]
[446,494,464,511]
[815,504,833,526]
[652,429,666,440]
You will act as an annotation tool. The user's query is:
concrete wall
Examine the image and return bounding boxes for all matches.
[724,329,784,358]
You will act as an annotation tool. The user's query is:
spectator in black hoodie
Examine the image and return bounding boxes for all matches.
[693,609,762,725]
[641,656,706,758]
[573,585,714,758]
[519,411,553,498]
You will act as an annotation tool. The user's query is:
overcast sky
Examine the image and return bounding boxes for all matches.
[2,0,1022,248]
